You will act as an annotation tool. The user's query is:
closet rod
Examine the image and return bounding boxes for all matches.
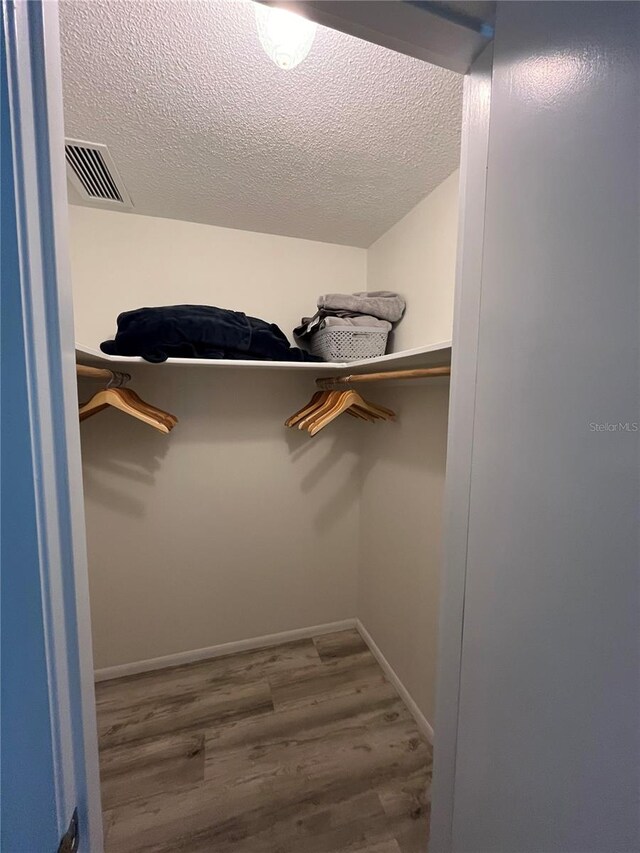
[76,363,131,386]
[316,365,450,388]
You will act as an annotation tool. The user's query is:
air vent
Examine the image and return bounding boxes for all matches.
[64,139,132,208]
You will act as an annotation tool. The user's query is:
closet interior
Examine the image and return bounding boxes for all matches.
[61,1,463,850]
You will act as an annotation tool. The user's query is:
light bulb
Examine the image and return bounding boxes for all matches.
[254,4,317,70]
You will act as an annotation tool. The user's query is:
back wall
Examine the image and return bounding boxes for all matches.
[69,206,366,350]
[70,207,367,669]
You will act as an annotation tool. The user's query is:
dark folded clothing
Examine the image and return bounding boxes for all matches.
[100,305,323,363]
[294,308,362,341]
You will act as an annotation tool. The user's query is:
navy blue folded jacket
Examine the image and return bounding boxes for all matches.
[100,305,323,363]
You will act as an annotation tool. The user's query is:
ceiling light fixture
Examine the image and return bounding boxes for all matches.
[254,3,317,70]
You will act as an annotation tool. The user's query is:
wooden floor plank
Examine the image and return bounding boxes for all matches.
[148,791,392,853]
[207,680,406,755]
[97,630,432,853]
[269,651,387,711]
[313,628,370,662]
[204,707,429,795]
[99,679,274,749]
[105,709,428,851]
[96,639,320,714]
[100,731,205,810]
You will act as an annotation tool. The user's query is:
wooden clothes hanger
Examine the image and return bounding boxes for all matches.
[306,389,395,436]
[285,388,395,436]
[79,387,178,433]
[285,390,327,427]
[285,364,451,436]
[297,391,343,430]
[286,391,360,428]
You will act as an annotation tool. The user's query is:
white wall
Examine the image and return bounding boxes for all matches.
[79,370,362,670]
[359,382,449,725]
[359,173,458,726]
[69,206,366,350]
[70,208,366,668]
[367,169,459,352]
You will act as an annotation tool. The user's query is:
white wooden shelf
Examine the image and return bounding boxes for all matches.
[75,340,452,375]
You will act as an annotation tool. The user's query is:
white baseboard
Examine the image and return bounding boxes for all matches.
[94,619,357,682]
[355,619,434,745]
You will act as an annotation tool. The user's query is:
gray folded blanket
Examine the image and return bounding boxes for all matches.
[318,291,406,323]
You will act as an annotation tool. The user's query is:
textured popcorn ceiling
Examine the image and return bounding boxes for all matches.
[59,0,463,247]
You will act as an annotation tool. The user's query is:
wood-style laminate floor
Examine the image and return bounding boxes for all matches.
[96,629,433,853]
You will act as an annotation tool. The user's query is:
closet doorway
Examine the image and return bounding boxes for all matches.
[58,1,491,850]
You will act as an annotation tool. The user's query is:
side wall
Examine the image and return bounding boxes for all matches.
[358,382,449,729]
[359,173,459,727]
[367,169,459,352]
[70,208,366,668]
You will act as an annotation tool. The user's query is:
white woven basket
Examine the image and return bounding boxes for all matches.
[309,326,389,362]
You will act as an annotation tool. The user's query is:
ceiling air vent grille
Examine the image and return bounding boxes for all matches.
[64,139,132,208]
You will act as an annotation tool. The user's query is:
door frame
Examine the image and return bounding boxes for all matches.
[430,43,493,852]
[7,1,493,851]
[3,0,103,849]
